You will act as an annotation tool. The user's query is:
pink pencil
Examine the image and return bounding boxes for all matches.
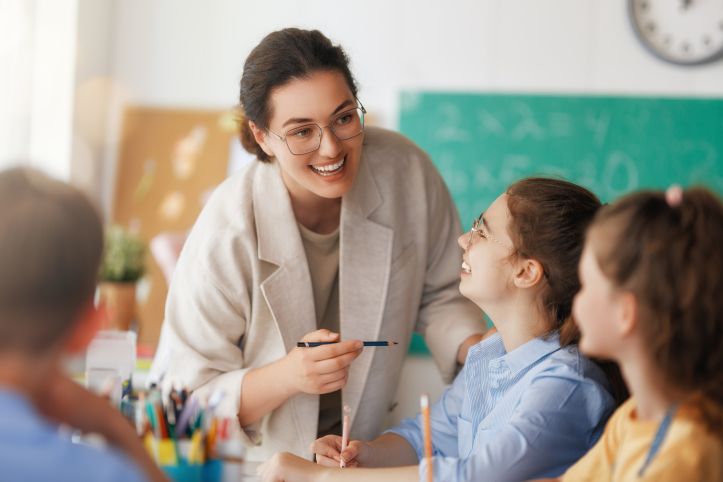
[340,404,351,468]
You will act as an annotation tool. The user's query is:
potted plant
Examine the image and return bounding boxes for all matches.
[98,225,146,331]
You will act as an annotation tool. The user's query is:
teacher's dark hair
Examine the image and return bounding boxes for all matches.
[238,28,358,162]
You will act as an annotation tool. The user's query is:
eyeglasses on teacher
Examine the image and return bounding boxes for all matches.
[267,102,367,155]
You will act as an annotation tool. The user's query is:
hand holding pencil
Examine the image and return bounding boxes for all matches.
[281,329,363,396]
[311,434,371,468]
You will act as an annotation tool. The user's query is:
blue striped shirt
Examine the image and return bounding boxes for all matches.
[388,332,615,482]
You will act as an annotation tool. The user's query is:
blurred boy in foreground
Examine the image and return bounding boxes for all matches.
[0,167,167,482]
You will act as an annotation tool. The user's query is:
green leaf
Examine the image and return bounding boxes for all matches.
[99,225,146,282]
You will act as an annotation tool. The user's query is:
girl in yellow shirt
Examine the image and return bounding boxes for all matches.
[543,186,723,482]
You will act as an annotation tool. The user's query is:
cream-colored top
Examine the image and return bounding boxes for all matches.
[562,398,723,481]
[297,222,341,437]
[151,127,486,461]
[297,222,340,333]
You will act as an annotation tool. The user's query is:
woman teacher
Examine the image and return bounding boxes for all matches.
[153,28,485,461]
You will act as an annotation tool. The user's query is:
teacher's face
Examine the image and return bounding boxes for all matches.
[254,70,364,202]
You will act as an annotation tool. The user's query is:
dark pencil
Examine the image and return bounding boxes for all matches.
[296,341,399,347]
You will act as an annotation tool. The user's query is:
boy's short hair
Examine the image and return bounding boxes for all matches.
[0,167,103,353]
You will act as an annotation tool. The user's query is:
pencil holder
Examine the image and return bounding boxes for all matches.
[145,437,222,482]
[161,459,222,482]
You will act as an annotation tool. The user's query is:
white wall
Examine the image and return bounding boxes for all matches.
[71,0,115,202]
[91,0,723,422]
[0,0,78,180]
[98,0,723,210]
[28,0,78,181]
[0,0,34,170]
[106,1,723,115]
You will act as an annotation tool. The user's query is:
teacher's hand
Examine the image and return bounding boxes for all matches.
[281,329,363,396]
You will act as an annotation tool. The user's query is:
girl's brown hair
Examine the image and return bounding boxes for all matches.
[589,187,723,436]
[506,178,628,404]
[238,28,358,162]
[506,177,600,342]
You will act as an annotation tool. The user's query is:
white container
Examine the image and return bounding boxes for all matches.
[85,330,137,405]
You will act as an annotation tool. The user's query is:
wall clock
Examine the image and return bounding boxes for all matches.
[629,0,723,65]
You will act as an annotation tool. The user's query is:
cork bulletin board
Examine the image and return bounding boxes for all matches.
[112,106,235,347]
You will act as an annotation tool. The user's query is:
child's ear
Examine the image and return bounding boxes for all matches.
[64,302,105,354]
[249,120,275,158]
[513,258,545,289]
[615,291,638,337]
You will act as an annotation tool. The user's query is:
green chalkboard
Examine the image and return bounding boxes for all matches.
[400,92,723,355]
[400,92,723,228]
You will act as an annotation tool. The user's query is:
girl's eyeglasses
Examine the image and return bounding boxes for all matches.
[466,212,512,251]
[467,212,550,281]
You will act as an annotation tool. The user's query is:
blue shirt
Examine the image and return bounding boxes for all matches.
[388,332,615,482]
[0,389,147,482]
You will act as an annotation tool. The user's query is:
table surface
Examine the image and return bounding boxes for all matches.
[223,460,261,481]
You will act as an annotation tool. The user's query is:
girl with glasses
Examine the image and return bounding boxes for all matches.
[258,178,624,482]
[151,28,486,462]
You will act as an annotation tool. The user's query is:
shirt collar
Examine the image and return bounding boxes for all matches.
[467,331,506,363]
[500,331,562,377]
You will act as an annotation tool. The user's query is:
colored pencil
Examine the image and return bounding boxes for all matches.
[421,394,433,482]
[340,404,351,468]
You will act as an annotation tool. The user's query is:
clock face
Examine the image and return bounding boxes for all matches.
[629,0,723,65]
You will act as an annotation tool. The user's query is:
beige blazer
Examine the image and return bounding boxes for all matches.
[154,127,483,461]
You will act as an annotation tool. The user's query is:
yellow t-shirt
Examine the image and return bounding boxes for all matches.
[562,398,723,481]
